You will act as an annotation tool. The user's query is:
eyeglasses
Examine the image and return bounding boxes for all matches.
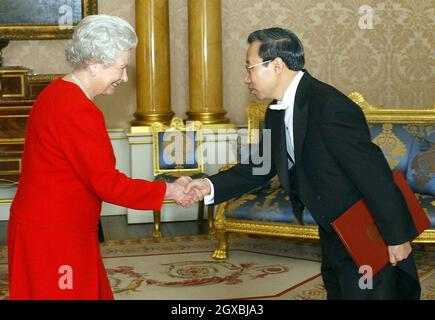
[245,60,272,73]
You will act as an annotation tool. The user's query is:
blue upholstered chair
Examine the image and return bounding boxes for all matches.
[151,117,213,238]
[212,95,435,260]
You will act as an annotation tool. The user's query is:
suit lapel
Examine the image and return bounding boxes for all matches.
[269,108,290,194]
[293,72,312,164]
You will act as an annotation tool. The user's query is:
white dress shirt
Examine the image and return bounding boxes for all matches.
[269,70,304,168]
[204,71,305,205]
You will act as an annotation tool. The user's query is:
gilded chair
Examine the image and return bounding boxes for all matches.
[212,102,318,260]
[151,117,214,238]
[212,96,435,260]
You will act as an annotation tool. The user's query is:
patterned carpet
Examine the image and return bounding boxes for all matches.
[0,234,434,300]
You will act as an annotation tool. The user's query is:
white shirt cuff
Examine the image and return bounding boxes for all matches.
[203,178,215,205]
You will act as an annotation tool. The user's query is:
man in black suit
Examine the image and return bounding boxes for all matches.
[185,27,420,299]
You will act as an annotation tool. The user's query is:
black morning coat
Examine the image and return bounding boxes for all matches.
[209,71,420,299]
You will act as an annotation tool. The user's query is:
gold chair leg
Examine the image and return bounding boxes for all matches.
[153,210,162,238]
[212,228,228,260]
[207,205,215,235]
[212,203,228,259]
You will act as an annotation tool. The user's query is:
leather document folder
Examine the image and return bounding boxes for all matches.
[331,170,431,276]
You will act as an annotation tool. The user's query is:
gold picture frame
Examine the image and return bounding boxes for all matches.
[0,0,98,40]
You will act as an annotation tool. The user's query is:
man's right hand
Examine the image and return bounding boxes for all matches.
[165,177,200,208]
[184,178,211,199]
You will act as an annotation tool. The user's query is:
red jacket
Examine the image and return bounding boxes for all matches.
[8,78,166,299]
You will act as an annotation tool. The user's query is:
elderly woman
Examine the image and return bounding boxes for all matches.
[7,15,194,300]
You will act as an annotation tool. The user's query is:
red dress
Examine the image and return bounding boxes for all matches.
[7,78,166,300]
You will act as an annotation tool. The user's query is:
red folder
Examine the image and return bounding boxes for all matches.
[331,170,431,276]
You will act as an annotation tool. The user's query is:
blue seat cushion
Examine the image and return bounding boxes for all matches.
[369,123,416,171]
[224,177,316,225]
[407,138,435,196]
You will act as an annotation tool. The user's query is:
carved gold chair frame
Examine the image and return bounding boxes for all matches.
[151,117,214,237]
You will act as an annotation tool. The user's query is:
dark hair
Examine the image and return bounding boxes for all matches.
[247,27,305,71]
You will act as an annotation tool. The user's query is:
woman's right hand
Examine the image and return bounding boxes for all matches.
[165,177,202,208]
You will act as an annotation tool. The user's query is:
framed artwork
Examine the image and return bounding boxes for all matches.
[0,0,98,40]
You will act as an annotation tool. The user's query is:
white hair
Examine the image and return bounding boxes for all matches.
[65,14,137,67]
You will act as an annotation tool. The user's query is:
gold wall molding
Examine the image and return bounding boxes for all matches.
[201,123,236,130]
[28,74,61,82]
[109,137,128,141]
[128,141,153,145]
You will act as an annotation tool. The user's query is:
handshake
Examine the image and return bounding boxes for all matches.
[165,177,212,208]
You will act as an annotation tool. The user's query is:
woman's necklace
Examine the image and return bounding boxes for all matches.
[70,73,92,100]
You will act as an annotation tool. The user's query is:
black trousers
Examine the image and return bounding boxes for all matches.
[319,226,401,300]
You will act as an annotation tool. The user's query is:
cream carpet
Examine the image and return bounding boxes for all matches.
[102,235,323,300]
[1,234,434,300]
